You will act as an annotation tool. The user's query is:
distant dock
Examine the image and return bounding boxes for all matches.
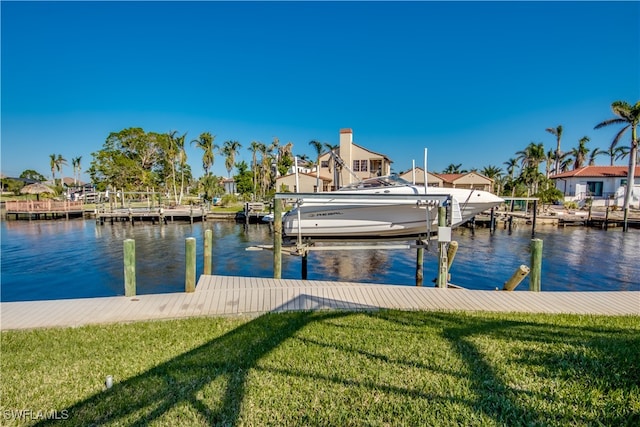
[96,206,206,225]
[4,200,85,220]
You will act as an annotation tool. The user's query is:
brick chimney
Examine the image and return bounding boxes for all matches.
[339,128,353,185]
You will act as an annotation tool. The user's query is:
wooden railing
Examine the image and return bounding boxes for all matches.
[5,200,84,212]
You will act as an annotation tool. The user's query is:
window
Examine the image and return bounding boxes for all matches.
[321,160,329,168]
[352,160,368,172]
[586,181,603,197]
[370,160,382,175]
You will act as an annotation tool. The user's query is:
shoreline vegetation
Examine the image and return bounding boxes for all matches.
[1,311,638,426]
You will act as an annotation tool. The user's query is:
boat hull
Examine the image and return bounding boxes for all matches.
[283,203,439,238]
[280,175,504,238]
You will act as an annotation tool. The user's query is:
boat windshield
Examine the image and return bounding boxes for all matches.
[339,174,413,190]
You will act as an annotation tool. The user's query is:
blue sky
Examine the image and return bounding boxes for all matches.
[2,1,639,182]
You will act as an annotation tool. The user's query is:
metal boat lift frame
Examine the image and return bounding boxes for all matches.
[272,192,456,287]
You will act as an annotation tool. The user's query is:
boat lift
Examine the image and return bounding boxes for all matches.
[270,192,457,287]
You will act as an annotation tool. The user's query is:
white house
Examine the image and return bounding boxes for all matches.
[551,166,640,207]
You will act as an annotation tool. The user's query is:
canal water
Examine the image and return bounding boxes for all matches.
[1,219,638,302]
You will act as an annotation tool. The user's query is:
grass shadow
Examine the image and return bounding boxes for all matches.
[34,310,348,426]
[28,309,639,426]
[377,310,640,426]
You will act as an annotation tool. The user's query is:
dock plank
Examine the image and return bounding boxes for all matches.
[1,275,638,330]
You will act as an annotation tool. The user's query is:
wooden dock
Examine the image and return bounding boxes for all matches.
[4,200,85,220]
[96,206,206,224]
[1,275,637,330]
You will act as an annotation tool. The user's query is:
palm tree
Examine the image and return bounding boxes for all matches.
[309,140,323,192]
[544,149,555,179]
[559,155,573,173]
[518,166,543,197]
[165,131,180,203]
[276,142,294,176]
[221,140,242,178]
[258,143,271,197]
[594,100,640,232]
[175,133,188,204]
[49,154,57,184]
[323,143,340,189]
[71,156,82,185]
[604,145,627,166]
[480,165,502,194]
[516,142,545,170]
[55,155,68,187]
[191,132,217,176]
[588,148,605,166]
[503,158,519,197]
[442,163,462,174]
[249,141,262,195]
[546,125,563,175]
[516,142,545,194]
[569,136,590,170]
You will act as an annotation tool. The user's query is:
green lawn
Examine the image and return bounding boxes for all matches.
[1,311,638,426]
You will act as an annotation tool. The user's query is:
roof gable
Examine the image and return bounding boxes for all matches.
[351,142,392,162]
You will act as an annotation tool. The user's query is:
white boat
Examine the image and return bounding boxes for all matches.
[282,175,504,238]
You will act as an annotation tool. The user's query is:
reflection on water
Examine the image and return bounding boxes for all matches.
[1,220,638,302]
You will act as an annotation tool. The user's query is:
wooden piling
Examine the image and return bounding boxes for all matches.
[503,265,530,291]
[490,207,495,233]
[531,199,538,237]
[124,239,136,297]
[530,238,543,292]
[508,199,515,233]
[437,206,449,289]
[447,241,458,270]
[273,198,283,279]
[301,250,308,280]
[185,237,196,293]
[416,239,424,287]
[204,229,212,275]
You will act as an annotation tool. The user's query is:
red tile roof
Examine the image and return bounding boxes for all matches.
[551,166,640,179]
[435,172,491,183]
[437,173,465,183]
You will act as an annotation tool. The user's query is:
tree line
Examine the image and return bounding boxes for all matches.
[438,101,638,214]
[4,100,637,218]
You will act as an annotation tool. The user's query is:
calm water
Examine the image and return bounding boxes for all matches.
[1,219,638,302]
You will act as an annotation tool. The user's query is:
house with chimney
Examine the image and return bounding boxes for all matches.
[276,128,393,192]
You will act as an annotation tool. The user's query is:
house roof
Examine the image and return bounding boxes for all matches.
[437,173,465,183]
[319,144,392,163]
[398,168,442,179]
[351,142,393,162]
[551,166,640,179]
[435,172,492,183]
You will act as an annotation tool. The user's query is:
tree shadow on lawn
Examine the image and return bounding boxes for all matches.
[35,305,639,426]
[377,310,640,426]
